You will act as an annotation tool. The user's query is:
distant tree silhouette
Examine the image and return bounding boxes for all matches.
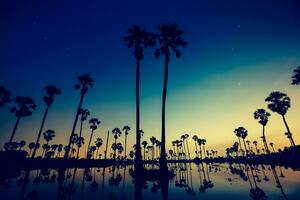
[192,135,199,158]
[253,141,259,154]
[0,85,12,107]
[77,108,90,158]
[150,136,157,160]
[269,142,276,153]
[28,142,35,157]
[142,141,148,160]
[95,138,103,159]
[201,139,207,159]
[254,109,271,154]
[122,125,131,159]
[124,25,155,171]
[155,23,187,169]
[184,133,191,160]
[112,128,121,159]
[31,85,61,158]
[64,74,94,159]
[291,66,300,85]
[8,96,36,146]
[42,129,55,156]
[265,91,296,146]
[87,118,101,157]
[234,127,248,156]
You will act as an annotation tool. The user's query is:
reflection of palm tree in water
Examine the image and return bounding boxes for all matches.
[260,165,269,182]
[271,166,288,200]
[245,164,266,200]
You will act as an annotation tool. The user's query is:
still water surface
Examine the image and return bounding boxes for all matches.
[1,163,299,199]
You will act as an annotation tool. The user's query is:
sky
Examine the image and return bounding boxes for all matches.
[1,0,300,157]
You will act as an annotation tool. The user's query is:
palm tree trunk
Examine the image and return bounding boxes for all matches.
[160,54,169,171]
[9,116,21,144]
[135,59,143,172]
[77,120,84,159]
[237,137,242,156]
[262,125,270,153]
[31,106,49,158]
[104,130,109,159]
[124,134,127,159]
[87,129,94,156]
[64,93,85,159]
[282,115,296,146]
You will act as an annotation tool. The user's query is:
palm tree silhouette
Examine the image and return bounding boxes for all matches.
[31,86,61,158]
[201,139,207,159]
[28,142,35,157]
[150,136,157,160]
[0,85,12,107]
[95,138,103,159]
[124,25,155,171]
[77,108,90,158]
[184,133,191,160]
[192,135,198,158]
[155,23,187,169]
[142,141,148,160]
[253,141,259,154]
[87,118,101,157]
[269,142,276,153]
[291,66,300,85]
[64,74,94,159]
[8,96,36,146]
[265,91,296,146]
[42,129,55,156]
[122,125,131,159]
[234,127,248,156]
[112,128,121,159]
[254,108,271,154]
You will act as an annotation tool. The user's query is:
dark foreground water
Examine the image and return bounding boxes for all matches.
[1,163,300,200]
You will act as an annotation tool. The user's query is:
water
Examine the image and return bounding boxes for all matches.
[1,163,300,199]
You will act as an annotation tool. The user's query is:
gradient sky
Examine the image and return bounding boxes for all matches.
[1,0,300,157]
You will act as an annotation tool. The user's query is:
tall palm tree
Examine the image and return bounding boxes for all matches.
[155,23,187,169]
[87,118,101,156]
[112,128,121,159]
[180,135,187,159]
[31,86,61,158]
[197,138,203,159]
[201,139,207,159]
[142,141,148,160]
[122,125,131,159]
[77,108,90,158]
[234,127,248,156]
[192,135,199,158]
[42,129,55,157]
[95,138,103,159]
[0,85,12,107]
[9,96,36,146]
[64,74,94,159]
[254,108,271,154]
[124,25,155,171]
[234,129,243,156]
[265,91,296,146]
[291,66,300,85]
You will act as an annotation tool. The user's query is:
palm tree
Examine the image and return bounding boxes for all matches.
[87,118,101,156]
[197,138,203,159]
[57,144,63,157]
[122,125,131,159]
[155,23,187,169]
[0,85,12,107]
[291,66,300,85]
[269,142,276,153]
[192,135,199,158]
[234,129,243,156]
[43,129,55,145]
[253,141,259,154]
[8,96,36,146]
[184,133,190,160]
[28,142,35,157]
[112,128,121,159]
[150,136,157,160]
[201,139,207,159]
[95,138,103,159]
[142,141,148,160]
[31,86,61,158]
[77,108,90,158]
[19,140,26,150]
[234,127,248,156]
[180,135,187,159]
[124,25,155,171]
[265,91,296,146]
[254,108,271,154]
[64,74,94,159]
